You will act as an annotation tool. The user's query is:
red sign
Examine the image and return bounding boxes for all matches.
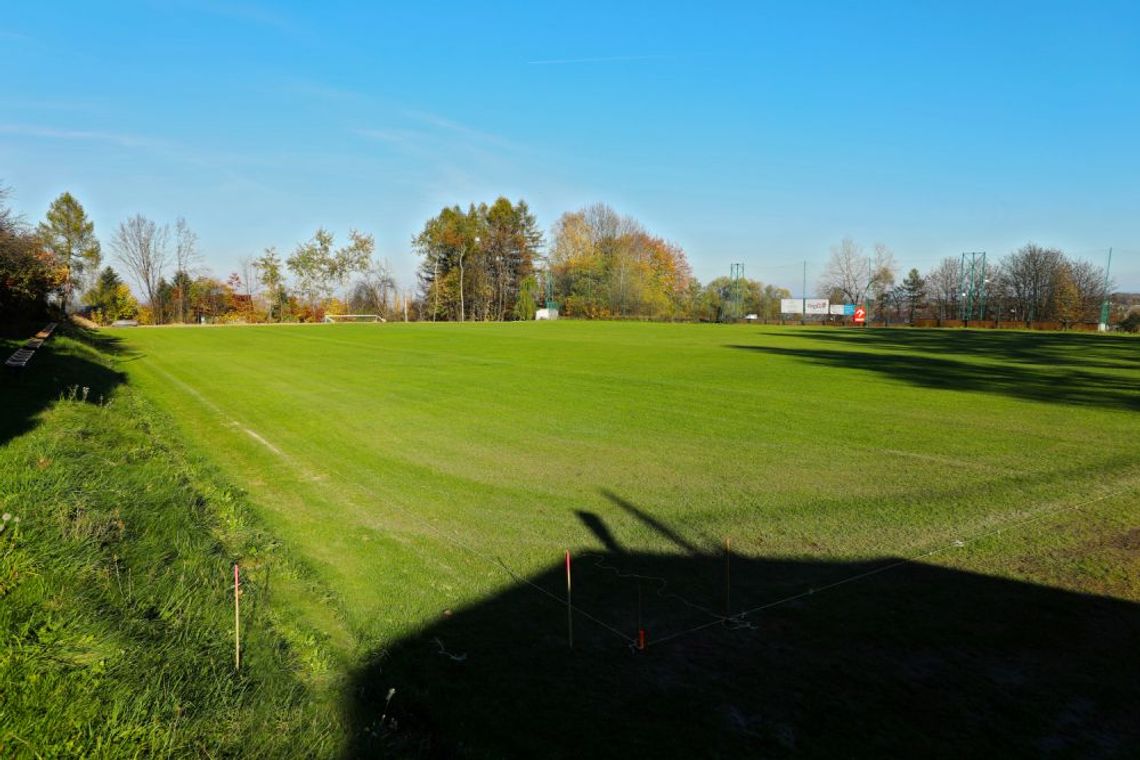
[854,306,866,324]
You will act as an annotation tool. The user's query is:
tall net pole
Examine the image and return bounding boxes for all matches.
[959,252,986,324]
[727,263,744,321]
[1099,248,1113,330]
[978,252,988,321]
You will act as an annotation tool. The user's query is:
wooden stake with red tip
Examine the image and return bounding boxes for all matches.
[234,564,241,671]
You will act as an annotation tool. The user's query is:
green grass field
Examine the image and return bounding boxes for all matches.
[9,322,1138,756]
[101,322,1139,755]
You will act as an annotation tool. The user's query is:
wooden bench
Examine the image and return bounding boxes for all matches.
[5,323,57,373]
[5,348,35,369]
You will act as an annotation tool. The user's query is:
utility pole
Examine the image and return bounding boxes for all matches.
[802,260,807,325]
[864,256,874,322]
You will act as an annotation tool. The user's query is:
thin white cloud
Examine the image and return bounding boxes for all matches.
[527,54,669,65]
[274,77,528,154]
[353,114,532,200]
[401,108,527,152]
[0,124,159,148]
[0,122,279,196]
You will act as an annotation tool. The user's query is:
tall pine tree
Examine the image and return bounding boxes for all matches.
[38,192,101,313]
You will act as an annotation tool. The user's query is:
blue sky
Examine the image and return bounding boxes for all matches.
[3,1,1138,292]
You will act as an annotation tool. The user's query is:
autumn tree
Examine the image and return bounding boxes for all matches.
[548,203,692,319]
[83,266,138,324]
[225,272,252,318]
[1061,258,1111,322]
[37,192,101,313]
[254,247,288,321]
[415,199,543,321]
[189,275,230,320]
[1,183,61,324]
[482,198,543,321]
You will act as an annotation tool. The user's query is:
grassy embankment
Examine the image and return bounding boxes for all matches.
[0,330,341,757]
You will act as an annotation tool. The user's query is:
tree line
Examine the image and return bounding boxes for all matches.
[0,182,396,326]
[2,179,1134,330]
[1,183,793,326]
[818,237,1119,325]
[413,200,795,322]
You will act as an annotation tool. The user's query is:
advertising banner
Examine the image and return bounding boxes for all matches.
[804,299,830,315]
[780,299,803,314]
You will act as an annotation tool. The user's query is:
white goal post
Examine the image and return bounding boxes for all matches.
[323,314,385,323]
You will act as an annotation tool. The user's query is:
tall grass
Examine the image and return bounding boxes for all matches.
[0,334,342,758]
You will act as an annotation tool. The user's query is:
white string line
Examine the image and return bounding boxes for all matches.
[490,556,636,643]
[383,515,638,644]
[345,477,638,644]
[652,486,1133,646]
[590,556,755,631]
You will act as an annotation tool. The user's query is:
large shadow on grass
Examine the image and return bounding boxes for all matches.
[344,507,1140,758]
[728,329,1140,412]
[774,328,1140,370]
[0,327,127,447]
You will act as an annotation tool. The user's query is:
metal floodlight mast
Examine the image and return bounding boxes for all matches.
[978,252,988,321]
[1099,248,1113,329]
[728,262,745,321]
[545,259,556,310]
[959,252,986,324]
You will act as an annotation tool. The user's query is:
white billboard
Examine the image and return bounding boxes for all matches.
[805,299,830,315]
[781,298,830,315]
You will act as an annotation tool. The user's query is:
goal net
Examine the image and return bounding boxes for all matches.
[323,314,385,323]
